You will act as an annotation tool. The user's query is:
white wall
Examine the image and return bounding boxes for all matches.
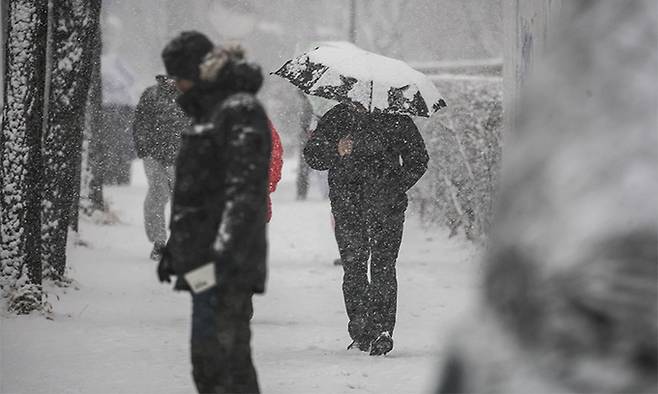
[503,0,563,138]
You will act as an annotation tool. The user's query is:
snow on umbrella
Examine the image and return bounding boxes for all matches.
[272,45,447,118]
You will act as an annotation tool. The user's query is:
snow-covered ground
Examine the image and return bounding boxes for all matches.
[1,159,480,394]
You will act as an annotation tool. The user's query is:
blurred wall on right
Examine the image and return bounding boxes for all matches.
[503,0,563,139]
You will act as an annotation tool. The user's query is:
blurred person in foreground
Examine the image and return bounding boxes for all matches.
[132,74,189,261]
[304,102,429,355]
[158,31,271,394]
[437,1,657,393]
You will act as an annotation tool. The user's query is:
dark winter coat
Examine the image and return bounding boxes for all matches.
[304,103,428,209]
[166,59,271,294]
[132,75,189,166]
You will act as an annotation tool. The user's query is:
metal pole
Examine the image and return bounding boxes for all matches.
[42,0,54,135]
[349,0,357,43]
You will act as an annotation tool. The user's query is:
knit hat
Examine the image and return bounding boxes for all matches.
[161,31,214,81]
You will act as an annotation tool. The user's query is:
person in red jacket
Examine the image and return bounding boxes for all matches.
[267,120,283,222]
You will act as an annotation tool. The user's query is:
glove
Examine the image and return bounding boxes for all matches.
[157,246,174,283]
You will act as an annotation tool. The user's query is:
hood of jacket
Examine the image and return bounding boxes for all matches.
[177,57,263,121]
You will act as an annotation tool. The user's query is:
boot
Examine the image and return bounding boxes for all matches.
[347,316,373,352]
[370,331,393,356]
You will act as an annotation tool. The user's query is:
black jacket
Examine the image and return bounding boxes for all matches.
[304,104,428,207]
[132,76,189,166]
[166,60,271,293]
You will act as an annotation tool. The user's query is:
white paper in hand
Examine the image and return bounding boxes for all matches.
[184,263,216,294]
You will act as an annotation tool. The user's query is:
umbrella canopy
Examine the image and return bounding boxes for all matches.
[273,45,447,118]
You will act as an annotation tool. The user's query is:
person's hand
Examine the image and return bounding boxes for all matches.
[157,247,174,283]
[338,136,353,157]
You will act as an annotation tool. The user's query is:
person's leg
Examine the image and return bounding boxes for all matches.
[143,157,170,246]
[164,165,175,192]
[221,290,259,393]
[190,288,259,394]
[190,290,224,393]
[332,193,370,344]
[368,197,407,339]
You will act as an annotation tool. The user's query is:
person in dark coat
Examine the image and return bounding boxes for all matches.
[132,74,189,260]
[304,102,429,356]
[158,31,271,394]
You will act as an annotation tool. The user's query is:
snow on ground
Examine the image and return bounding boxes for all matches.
[1,159,481,394]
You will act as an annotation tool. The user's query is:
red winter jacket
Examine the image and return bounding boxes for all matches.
[267,120,283,222]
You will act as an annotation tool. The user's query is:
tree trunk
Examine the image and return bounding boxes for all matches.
[79,21,104,217]
[0,0,49,313]
[0,0,8,109]
[41,0,101,280]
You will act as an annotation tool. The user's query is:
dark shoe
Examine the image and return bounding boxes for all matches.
[347,317,373,352]
[370,332,393,356]
[150,242,165,261]
[333,258,342,266]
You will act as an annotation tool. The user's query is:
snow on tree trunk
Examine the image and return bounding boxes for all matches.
[1,0,8,109]
[0,0,48,313]
[41,0,100,280]
[79,21,104,217]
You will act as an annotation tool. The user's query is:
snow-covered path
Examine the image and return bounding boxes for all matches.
[1,161,480,394]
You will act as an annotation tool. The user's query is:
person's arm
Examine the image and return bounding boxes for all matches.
[398,116,429,191]
[303,105,344,170]
[268,120,283,193]
[132,89,153,159]
[212,97,271,267]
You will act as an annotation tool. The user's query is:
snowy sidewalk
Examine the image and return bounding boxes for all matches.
[1,162,480,394]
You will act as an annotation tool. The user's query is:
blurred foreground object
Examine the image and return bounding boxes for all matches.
[438,1,657,393]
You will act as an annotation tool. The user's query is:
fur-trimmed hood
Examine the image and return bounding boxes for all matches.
[177,46,263,120]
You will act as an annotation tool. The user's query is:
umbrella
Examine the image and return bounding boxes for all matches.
[272,45,447,118]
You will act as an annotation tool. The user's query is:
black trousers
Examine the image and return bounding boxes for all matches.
[190,287,259,394]
[331,189,407,342]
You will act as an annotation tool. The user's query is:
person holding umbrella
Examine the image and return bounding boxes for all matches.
[275,45,445,355]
